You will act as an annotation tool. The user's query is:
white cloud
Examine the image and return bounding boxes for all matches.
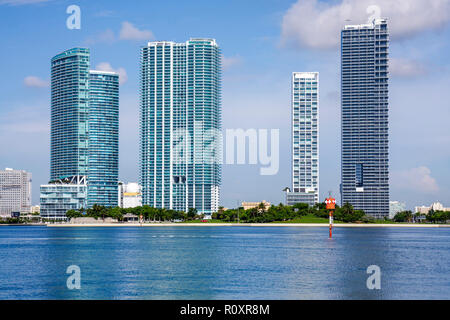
[392,166,439,194]
[281,0,450,49]
[95,62,128,85]
[222,55,243,70]
[389,58,428,77]
[24,76,48,88]
[119,21,154,41]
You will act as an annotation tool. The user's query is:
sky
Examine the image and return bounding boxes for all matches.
[0,0,449,210]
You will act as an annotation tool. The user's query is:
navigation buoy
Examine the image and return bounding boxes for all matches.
[325,197,336,238]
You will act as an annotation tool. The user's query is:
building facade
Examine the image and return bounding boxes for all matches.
[286,72,319,207]
[118,182,142,208]
[50,48,90,180]
[44,48,119,217]
[389,201,406,219]
[87,70,119,207]
[40,176,87,220]
[340,19,389,218]
[415,202,450,215]
[140,38,221,216]
[0,168,32,216]
[241,200,271,211]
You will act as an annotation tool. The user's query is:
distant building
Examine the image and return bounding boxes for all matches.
[0,168,32,217]
[389,201,406,219]
[414,202,450,215]
[118,182,142,208]
[31,205,40,214]
[241,200,271,211]
[40,176,87,220]
[415,205,430,215]
[286,72,319,207]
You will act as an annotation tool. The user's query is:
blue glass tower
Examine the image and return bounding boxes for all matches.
[49,48,119,210]
[341,19,389,218]
[87,70,119,207]
[140,39,221,215]
[51,48,90,180]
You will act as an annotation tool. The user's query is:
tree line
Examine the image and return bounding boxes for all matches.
[65,202,370,223]
[65,203,450,224]
[66,204,204,221]
[393,210,450,223]
[212,202,370,223]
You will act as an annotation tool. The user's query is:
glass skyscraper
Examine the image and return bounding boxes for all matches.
[286,72,319,207]
[46,48,119,215]
[87,71,119,207]
[50,48,90,180]
[341,19,389,218]
[140,38,221,216]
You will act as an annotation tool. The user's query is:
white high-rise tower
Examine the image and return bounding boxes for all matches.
[286,72,319,206]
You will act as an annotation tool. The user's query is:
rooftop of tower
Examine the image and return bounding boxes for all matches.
[343,18,387,30]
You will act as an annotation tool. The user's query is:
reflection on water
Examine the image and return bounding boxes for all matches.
[0,226,449,299]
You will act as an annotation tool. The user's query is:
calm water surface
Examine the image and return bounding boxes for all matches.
[0,226,449,299]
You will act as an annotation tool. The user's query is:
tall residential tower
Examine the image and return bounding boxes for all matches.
[42,48,119,218]
[87,70,119,207]
[140,38,221,216]
[341,19,389,218]
[286,72,319,206]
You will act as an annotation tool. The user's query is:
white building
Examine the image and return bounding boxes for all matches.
[40,176,87,220]
[286,72,319,206]
[0,168,32,217]
[118,182,142,208]
[31,205,40,214]
[389,201,406,219]
[415,202,450,215]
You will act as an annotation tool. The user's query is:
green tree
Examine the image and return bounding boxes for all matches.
[66,209,82,219]
[393,210,413,223]
[187,208,198,220]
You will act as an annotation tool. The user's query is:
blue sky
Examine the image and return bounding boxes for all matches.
[0,0,449,209]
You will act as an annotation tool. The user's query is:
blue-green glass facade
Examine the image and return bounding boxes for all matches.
[49,48,119,211]
[87,71,119,207]
[51,48,90,180]
[140,39,221,215]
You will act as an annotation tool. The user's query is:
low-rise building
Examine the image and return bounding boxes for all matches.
[0,168,32,217]
[241,200,271,211]
[389,201,406,219]
[118,182,142,208]
[414,202,450,215]
[31,205,40,214]
[40,176,87,220]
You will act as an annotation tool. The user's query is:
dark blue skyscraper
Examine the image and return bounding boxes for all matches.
[340,19,389,218]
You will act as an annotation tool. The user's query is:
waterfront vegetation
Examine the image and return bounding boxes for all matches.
[63,202,386,224]
[2,203,449,225]
[393,210,450,224]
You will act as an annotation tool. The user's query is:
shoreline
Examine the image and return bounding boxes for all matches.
[45,222,450,228]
